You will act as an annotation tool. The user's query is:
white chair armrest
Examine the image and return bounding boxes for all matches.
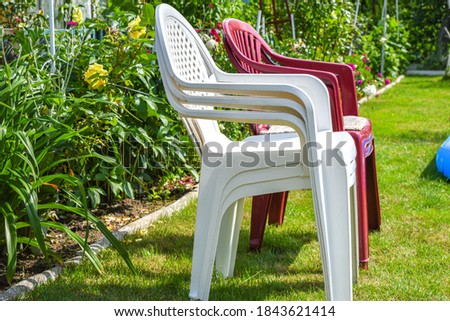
[215,71,332,132]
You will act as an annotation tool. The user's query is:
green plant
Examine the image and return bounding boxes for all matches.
[0,35,135,282]
[1,1,197,284]
[47,2,198,202]
[399,0,448,67]
[265,0,358,62]
[358,16,410,80]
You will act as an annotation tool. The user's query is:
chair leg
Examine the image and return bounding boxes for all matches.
[267,191,289,225]
[249,194,271,251]
[189,177,226,301]
[318,156,354,301]
[355,152,370,270]
[215,199,245,278]
[350,183,359,284]
[365,143,381,231]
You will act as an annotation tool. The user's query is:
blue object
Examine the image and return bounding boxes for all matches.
[436,135,450,179]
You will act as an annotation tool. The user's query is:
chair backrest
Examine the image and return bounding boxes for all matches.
[222,18,359,120]
[155,4,222,153]
[222,18,283,74]
[222,18,346,132]
[156,4,331,148]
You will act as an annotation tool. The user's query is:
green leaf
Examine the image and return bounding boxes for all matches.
[123,181,134,199]
[5,170,48,260]
[40,221,103,273]
[14,131,39,177]
[37,203,136,274]
[87,187,105,208]
[0,126,6,141]
[108,180,123,196]
[94,173,108,181]
[1,203,17,283]
[93,152,117,164]
[141,4,155,27]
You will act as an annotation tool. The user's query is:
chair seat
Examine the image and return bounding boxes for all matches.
[343,116,370,131]
[205,131,356,170]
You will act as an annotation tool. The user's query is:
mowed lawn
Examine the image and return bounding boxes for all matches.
[20,76,450,301]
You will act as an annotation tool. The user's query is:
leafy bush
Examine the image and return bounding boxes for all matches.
[0,24,135,282]
[292,0,358,62]
[0,1,198,283]
[358,16,410,79]
[399,0,449,68]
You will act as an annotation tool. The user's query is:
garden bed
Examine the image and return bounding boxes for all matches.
[0,183,196,294]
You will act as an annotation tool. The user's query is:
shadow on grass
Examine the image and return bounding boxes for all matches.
[386,131,449,144]
[420,155,447,182]
[29,227,323,300]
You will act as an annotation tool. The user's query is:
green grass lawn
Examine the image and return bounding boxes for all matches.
[20,76,450,301]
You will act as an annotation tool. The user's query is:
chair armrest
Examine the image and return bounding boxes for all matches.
[160,65,324,145]
[213,71,332,132]
[223,54,344,131]
[267,52,359,116]
[164,82,310,145]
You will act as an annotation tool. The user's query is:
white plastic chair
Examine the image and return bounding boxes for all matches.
[155,4,358,301]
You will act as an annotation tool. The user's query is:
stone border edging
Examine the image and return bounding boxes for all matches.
[0,188,198,301]
[406,70,444,76]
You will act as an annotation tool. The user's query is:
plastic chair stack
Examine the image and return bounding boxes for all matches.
[155,4,358,300]
[222,18,381,269]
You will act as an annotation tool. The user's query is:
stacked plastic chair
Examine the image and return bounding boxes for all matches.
[222,18,381,269]
[155,4,359,301]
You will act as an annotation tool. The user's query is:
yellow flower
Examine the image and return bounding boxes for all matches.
[72,7,83,24]
[129,27,146,39]
[128,16,146,39]
[128,17,141,30]
[84,63,108,90]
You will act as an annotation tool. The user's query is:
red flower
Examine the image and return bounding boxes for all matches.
[348,63,356,71]
[195,29,201,33]
[365,65,371,72]
[67,21,79,27]
[217,22,222,30]
[208,3,213,7]
[210,28,220,42]
[385,78,391,85]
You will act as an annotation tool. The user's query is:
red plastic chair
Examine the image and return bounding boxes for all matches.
[222,18,381,269]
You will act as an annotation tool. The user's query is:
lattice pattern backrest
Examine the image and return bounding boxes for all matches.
[164,16,221,146]
[166,17,212,85]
